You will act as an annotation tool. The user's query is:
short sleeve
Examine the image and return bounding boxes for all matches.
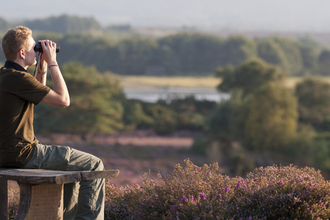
[14,72,51,105]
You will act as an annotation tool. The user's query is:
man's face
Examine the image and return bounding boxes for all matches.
[24,36,37,67]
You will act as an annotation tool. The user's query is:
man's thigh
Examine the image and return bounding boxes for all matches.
[24,144,103,171]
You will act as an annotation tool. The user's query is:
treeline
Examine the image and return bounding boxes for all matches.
[1,15,330,76]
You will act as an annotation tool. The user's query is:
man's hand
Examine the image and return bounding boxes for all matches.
[39,40,58,66]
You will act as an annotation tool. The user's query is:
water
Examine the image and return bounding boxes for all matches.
[123,87,230,103]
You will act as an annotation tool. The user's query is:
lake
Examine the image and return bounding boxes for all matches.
[123,87,230,103]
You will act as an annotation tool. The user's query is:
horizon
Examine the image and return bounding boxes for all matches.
[4,0,330,32]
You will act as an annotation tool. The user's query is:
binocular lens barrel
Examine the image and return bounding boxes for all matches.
[34,42,60,53]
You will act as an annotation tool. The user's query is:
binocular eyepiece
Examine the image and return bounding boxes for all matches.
[34,42,60,53]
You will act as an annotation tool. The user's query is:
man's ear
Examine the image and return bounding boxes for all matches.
[18,49,25,59]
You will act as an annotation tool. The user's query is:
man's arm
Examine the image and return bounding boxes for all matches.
[39,40,70,108]
[35,53,47,85]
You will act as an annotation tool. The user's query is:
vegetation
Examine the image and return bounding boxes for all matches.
[104,160,330,219]
[8,160,330,219]
[0,15,329,76]
[210,59,330,178]
[34,62,125,137]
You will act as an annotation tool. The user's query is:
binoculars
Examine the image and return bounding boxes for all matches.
[34,42,60,53]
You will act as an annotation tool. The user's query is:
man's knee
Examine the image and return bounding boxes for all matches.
[91,155,104,171]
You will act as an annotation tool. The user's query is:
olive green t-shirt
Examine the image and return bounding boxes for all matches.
[0,61,51,167]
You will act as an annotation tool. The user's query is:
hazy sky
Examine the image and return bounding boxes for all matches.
[3,0,330,31]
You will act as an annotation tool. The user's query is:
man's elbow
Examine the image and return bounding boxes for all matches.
[57,99,70,108]
[60,100,70,108]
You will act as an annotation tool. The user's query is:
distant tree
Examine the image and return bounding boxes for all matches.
[158,33,224,74]
[271,37,304,75]
[299,43,320,75]
[34,62,125,137]
[208,90,245,141]
[256,38,290,72]
[318,50,330,76]
[295,77,330,130]
[220,36,257,67]
[144,104,177,135]
[244,82,298,154]
[213,59,297,157]
[216,58,286,96]
[121,100,154,130]
[113,37,158,75]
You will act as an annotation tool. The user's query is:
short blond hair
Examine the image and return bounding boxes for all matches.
[1,26,32,61]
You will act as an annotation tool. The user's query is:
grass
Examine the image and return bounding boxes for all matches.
[119,76,221,88]
[119,75,330,89]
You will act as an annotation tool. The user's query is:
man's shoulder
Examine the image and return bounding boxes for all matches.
[0,68,33,80]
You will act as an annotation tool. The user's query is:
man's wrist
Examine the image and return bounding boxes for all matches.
[37,71,47,75]
[48,64,59,69]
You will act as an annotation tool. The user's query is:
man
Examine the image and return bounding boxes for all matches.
[0,26,105,220]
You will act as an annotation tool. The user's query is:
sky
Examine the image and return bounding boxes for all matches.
[3,0,330,32]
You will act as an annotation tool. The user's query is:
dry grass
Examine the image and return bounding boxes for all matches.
[285,76,330,88]
[120,75,330,89]
[119,76,221,88]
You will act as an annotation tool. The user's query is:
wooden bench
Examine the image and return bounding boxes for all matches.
[0,168,119,220]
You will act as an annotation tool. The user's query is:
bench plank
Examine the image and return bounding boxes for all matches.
[81,170,120,181]
[0,169,82,184]
[0,169,120,185]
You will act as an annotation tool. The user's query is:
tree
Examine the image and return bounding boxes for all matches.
[34,62,125,137]
[271,37,304,75]
[158,33,224,74]
[208,90,245,141]
[144,104,177,135]
[256,38,290,73]
[219,36,257,67]
[295,77,330,130]
[244,82,298,154]
[216,58,286,96]
[318,50,330,76]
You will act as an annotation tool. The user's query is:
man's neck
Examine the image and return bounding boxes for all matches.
[12,59,28,70]
[4,61,27,72]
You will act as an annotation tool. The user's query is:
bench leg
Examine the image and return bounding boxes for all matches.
[0,180,8,220]
[16,183,64,220]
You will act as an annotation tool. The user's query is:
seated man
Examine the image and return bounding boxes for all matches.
[0,26,105,220]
